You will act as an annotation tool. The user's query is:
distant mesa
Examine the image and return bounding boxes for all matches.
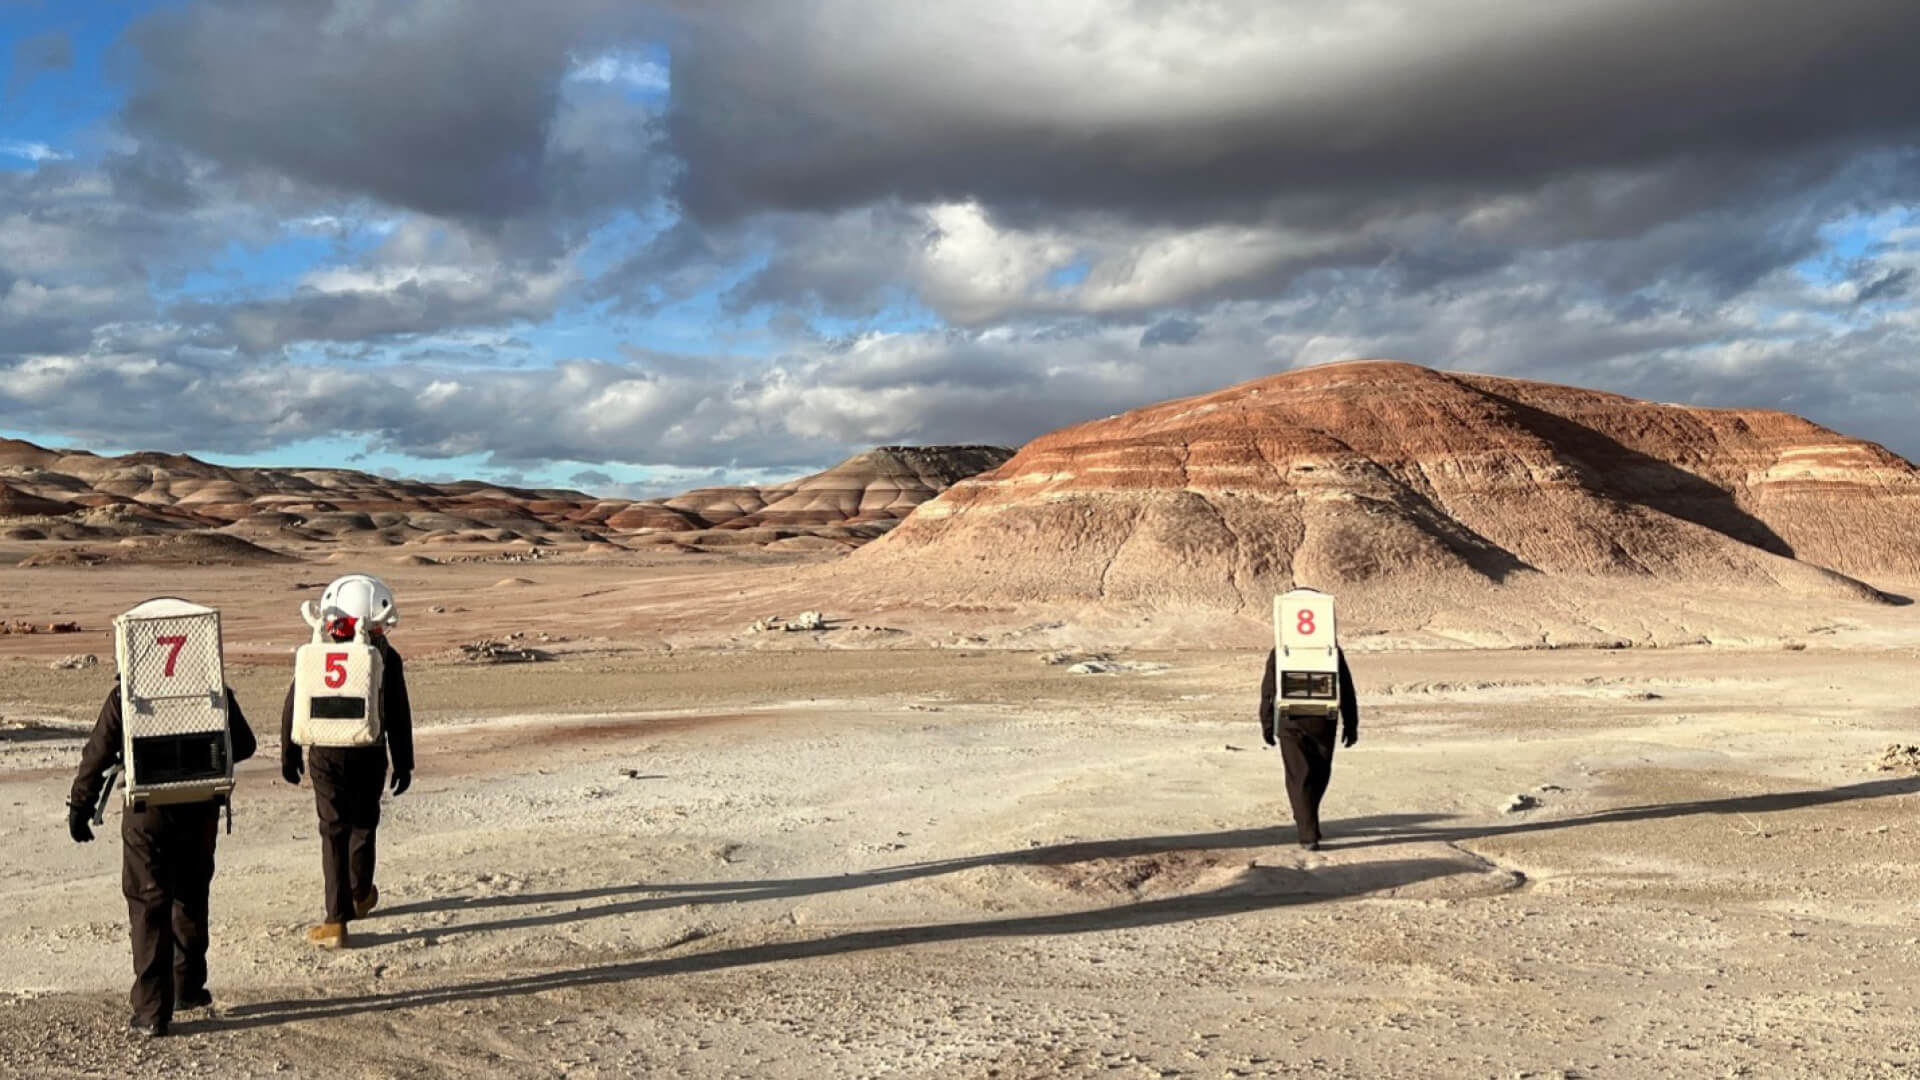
[831,361,1920,643]
[0,438,1012,557]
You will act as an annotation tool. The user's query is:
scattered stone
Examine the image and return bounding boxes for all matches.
[1041,650,1112,666]
[1875,744,1920,773]
[1536,783,1567,793]
[1,620,82,635]
[746,611,831,634]
[51,654,98,670]
[1501,793,1540,814]
[1069,660,1172,676]
[450,639,551,664]
[429,605,447,614]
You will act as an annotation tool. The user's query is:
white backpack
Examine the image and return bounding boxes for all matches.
[114,598,236,809]
[1273,588,1341,714]
[290,614,384,749]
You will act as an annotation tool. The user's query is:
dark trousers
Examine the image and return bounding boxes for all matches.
[1277,712,1339,846]
[309,747,387,923]
[120,803,219,1026]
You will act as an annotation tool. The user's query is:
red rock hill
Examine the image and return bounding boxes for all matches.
[837,361,1919,641]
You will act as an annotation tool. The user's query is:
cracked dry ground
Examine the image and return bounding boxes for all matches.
[4,646,1920,1078]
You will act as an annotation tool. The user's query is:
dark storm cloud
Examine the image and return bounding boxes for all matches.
[666,1,1920,225]
[1139,317,1200,348]
[120,0,659,224]
[6,29,71,99]
[104,144,210,212]
[8,0,1920,478]
[0,159,255,355]
[176,265,573,352]
[1856,267,1913,304]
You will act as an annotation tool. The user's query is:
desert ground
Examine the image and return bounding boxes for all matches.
[4,553,1920,1078]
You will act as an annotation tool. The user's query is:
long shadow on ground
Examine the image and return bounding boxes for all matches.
[212,775,1920,1030]
[217,852,1464,1030]
[349,825,1310,944]
[1326,775,1920,850]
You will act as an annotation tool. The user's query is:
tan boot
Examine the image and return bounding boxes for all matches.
[306,922,348,949]
[353,885,380,920]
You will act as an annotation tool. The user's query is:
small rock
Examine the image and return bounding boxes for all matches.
[1875,744,1920,772]
[1068,659,1171,676]
[449,639,550,664]
[1501,793,1539,814]
[786,610,827,632]
[1041,650,1111,666]
[51,653,98,670]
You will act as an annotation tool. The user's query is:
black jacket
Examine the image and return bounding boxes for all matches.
[69,680,257,810]
[280,638,414,773]
[1258,648,1358,742]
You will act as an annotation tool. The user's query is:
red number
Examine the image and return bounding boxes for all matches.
[156,635,188,676]
[1296,610,1316,636]
[324,652,349,689]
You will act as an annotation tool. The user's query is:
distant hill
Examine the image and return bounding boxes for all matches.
[0,439,1012,554]
[827,361,1920,646]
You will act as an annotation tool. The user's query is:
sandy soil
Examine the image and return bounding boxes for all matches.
[4,556,1920,1077]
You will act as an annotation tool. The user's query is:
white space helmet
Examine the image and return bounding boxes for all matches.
[319,574,398,634]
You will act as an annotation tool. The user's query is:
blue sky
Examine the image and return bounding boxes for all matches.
[1,1,1916,496]
[1,3,140,164]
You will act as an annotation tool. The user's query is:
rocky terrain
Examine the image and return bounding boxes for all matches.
[6,633,1920,1078]
[830,361,1920,646]
[0,441,1009,557]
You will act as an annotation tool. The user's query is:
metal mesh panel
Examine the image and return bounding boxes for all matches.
[118,612,227,738]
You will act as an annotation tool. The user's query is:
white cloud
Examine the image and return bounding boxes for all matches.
[0,140,70,163]
[565,50,669,92]
[912,202,1077,324]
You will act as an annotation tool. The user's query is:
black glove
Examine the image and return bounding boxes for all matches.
[1341,725,1358,749]
[282,747,304,786]
[1261,721,1277,748]
[390,770,410,796]
[67,804,94,843]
